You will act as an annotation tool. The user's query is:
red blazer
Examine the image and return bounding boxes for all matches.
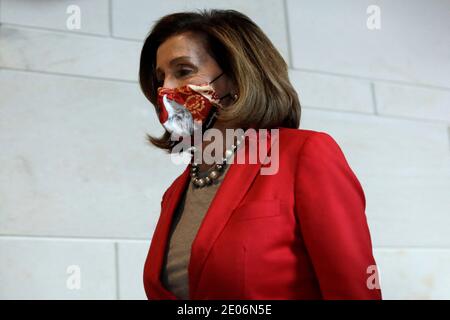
[143,127,382,300]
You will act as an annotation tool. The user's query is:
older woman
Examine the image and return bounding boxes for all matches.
[140,9,382,300]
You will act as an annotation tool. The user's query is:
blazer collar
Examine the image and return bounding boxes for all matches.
[147,129,278,299]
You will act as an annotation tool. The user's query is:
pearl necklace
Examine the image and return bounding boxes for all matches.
[189,134,245,188]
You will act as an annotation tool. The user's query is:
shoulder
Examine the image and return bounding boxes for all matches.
[277,127,343,158]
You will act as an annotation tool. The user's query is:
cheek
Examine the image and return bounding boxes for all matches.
[188,71,212,84]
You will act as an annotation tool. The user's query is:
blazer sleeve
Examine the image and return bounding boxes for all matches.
[294,131,382,300]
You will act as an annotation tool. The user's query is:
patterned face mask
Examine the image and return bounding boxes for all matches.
[156,72,233,138]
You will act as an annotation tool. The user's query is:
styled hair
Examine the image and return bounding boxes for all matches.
[139,9,301,153]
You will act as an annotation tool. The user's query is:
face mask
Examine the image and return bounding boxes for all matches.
[156,72,233,139]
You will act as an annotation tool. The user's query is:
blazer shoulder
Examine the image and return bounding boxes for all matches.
[278,127,339,155]
[278,127,324,141]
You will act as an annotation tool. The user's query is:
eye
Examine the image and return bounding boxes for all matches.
[176,69,192,78]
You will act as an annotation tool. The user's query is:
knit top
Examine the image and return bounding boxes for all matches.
[160,163,231,299]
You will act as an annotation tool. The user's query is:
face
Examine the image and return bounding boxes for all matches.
[155,32,236,107]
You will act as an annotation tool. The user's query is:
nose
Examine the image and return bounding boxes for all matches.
[162,76,180,89]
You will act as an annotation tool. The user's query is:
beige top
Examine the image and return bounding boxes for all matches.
[161,163,231,299]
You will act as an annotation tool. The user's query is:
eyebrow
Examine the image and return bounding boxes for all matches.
[155,56,192,74]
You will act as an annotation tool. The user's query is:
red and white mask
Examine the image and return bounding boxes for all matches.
[156,72,231,138]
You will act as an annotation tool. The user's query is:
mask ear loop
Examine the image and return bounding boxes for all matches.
[217,92,238,106]
[218,92,232,101]
[209,71,225,84]
[210,71,239,109]
[211,72,239,102]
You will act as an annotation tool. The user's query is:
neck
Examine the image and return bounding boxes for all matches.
[193,120,234,172]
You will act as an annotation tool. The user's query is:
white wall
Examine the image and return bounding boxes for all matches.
[0,0,449,299]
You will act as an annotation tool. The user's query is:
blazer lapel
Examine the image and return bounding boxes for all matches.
[148,129,277,299]
[146,164,191,299]
[188,129,276,298]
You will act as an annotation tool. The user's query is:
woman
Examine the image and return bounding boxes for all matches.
[140,9,382,300]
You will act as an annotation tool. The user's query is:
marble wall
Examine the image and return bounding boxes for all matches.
[0,0,449,299]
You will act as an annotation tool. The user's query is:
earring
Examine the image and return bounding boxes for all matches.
[232,93,239,101]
